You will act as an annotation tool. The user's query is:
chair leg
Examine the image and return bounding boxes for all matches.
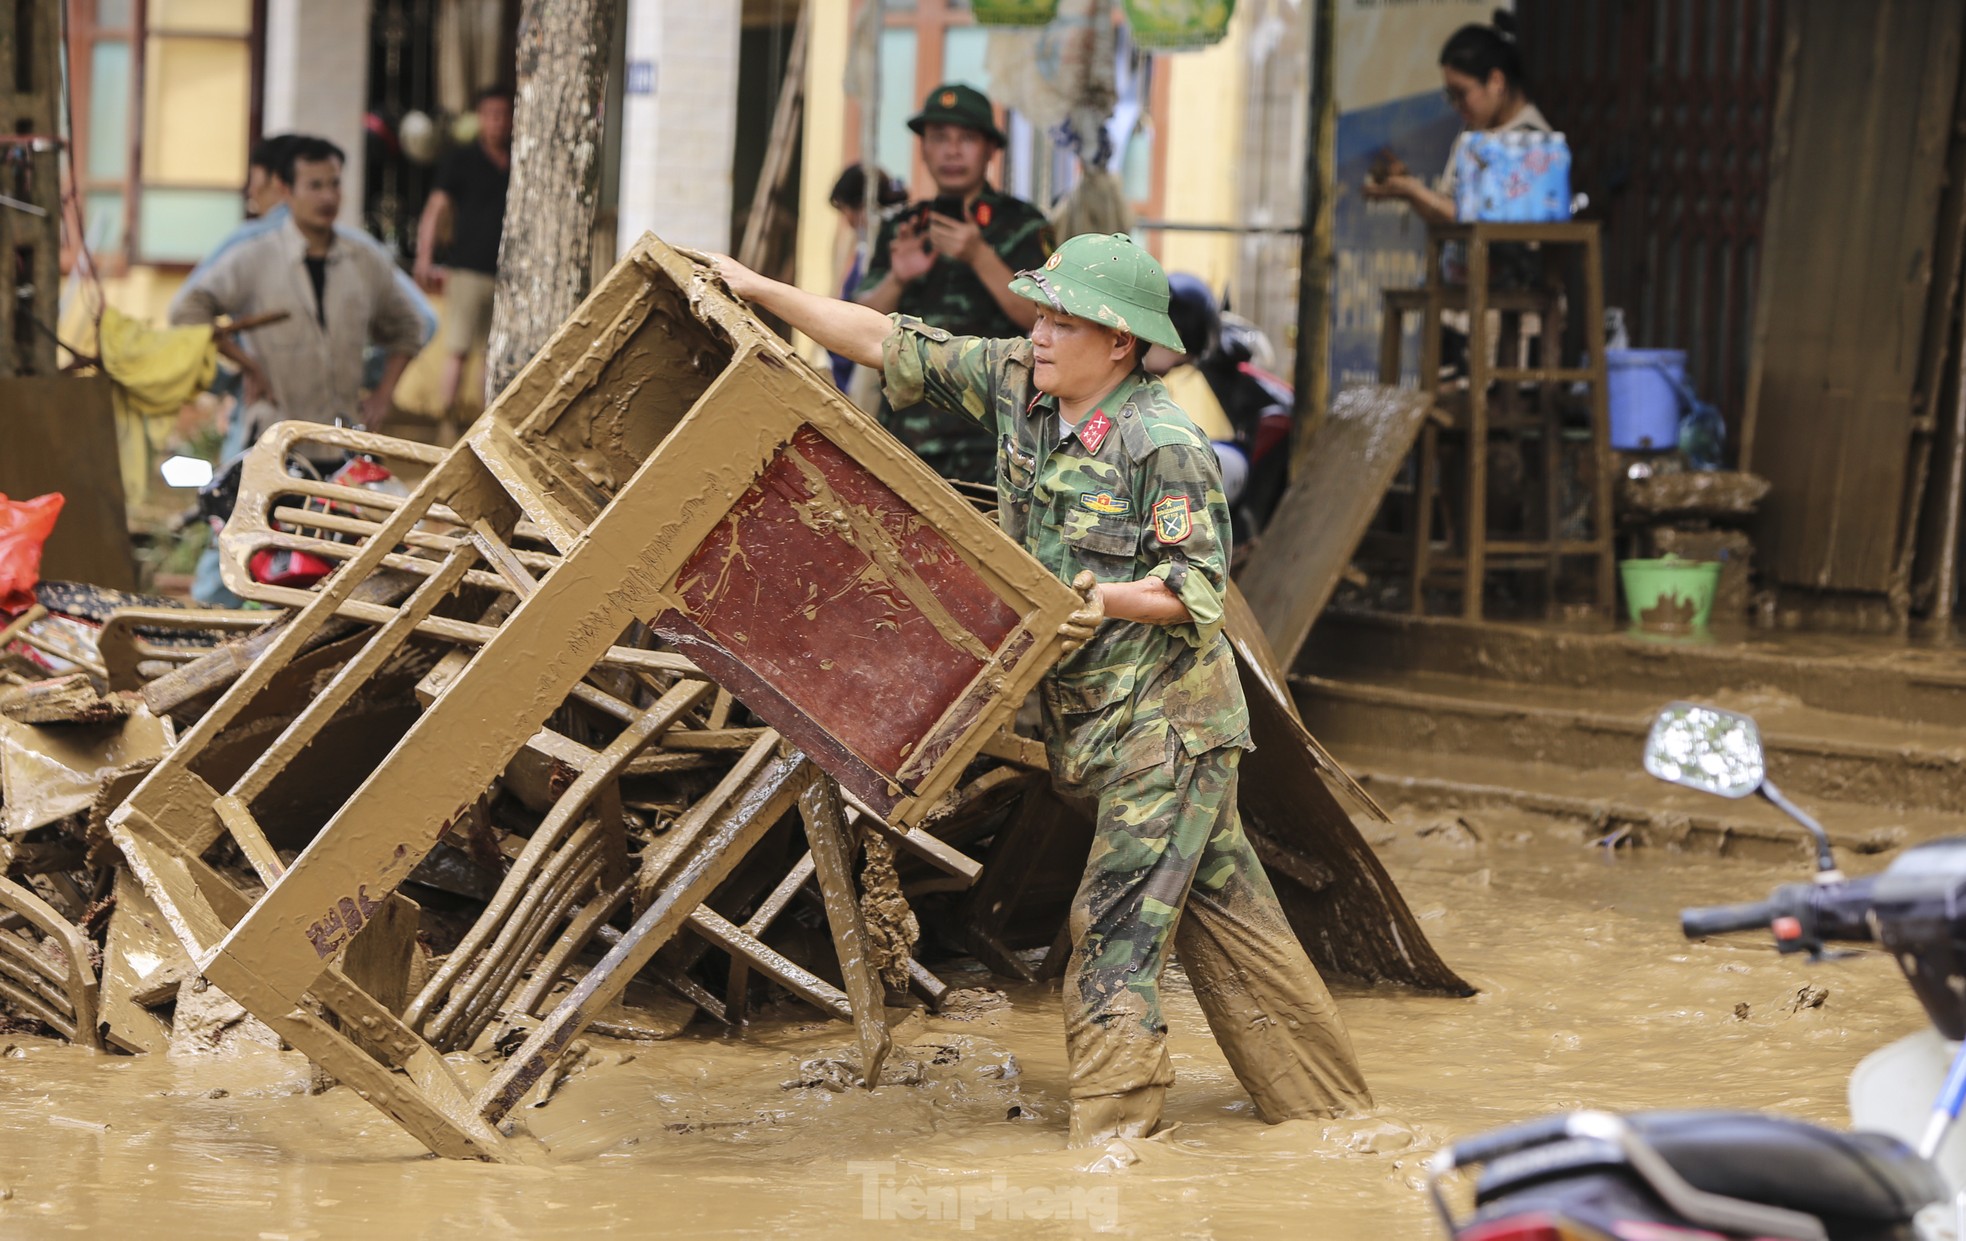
[1410,423,1438,615]
[1581,230,1616,617]
[1541,287,1566,618]
[1380,301,1404,386]
[1463,235,1491,622]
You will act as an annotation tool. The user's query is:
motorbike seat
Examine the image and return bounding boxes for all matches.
[1475,1110,1945,1226]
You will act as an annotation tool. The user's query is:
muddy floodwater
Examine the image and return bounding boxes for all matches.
[0,812,1926,1237]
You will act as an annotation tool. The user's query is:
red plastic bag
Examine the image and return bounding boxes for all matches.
[0,492,64,613]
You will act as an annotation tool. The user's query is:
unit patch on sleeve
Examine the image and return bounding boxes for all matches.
[1079,490,1131,516]
[1152,495,1192,544]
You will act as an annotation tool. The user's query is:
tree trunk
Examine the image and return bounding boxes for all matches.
[485,0,616,401]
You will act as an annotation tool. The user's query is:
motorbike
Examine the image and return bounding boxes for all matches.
[1197,313,1295,544]
[187,444,406,591]
[1426,701,1966,1241]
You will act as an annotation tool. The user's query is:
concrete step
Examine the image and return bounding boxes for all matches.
[1330,742,1964,867]
[1302,609,1966,730]
[1293,668,1966,817]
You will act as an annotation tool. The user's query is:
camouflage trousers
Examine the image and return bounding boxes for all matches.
[1062,741,1372,1123]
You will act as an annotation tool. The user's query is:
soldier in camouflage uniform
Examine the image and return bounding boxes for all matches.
[853,84,1052,485]
[711,234,1370,1148]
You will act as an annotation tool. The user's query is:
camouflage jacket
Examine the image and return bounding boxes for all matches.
[882,317,1252,791]
[857,187,1053,486]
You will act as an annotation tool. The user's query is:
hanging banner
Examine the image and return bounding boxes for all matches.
[973,0,1062,24]
[1329,0,1503,391]
[1122,0,1236,50]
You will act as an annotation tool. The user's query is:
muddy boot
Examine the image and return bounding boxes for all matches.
[1068,1085,1167,1148]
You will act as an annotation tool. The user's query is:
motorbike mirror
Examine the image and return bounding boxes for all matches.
[160,454,215,489]
[1643,702,1766,799]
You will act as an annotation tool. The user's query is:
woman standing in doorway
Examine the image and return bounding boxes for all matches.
[1364,10,1551,223]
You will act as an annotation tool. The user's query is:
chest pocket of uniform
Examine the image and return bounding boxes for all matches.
[1043,659,1138,715]
[999,437,1037,493]
[1061,523,1140,562]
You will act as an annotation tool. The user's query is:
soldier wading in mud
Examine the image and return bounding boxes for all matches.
[712,234,1371,1147]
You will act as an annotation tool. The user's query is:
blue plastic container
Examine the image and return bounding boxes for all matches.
[1606,348,1687,451]
[1453,131,1573,222]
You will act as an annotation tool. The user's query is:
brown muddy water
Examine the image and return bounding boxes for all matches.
[0,810,1925,1238]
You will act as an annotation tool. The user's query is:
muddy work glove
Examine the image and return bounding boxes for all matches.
[1058,570,1104,654]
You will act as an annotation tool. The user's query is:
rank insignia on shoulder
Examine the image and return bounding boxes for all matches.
[1078,410,1112,454]
[1079,490,1131,516]
[1153,495,1192,544]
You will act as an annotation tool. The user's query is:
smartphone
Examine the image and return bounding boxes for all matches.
[909,197,966,256]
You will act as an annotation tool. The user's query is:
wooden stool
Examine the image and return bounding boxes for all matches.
[1379,221,1616,621]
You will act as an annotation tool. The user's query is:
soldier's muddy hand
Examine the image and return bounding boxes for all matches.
[1059,570,1105,653]
[707,253,767,301]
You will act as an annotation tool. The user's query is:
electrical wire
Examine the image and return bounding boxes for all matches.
[54,0,108,329]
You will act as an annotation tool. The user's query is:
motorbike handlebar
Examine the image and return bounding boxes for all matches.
[1436,1113,1576,1170]
[1680,875,1882,950]
[1680,899,1785,939]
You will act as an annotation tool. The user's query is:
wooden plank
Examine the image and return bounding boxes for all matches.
[736,2,809,272]
[475,743,813,1122]
[689,907,851,1021]
[1749,1,1964,592]
[837,789,984,884]
[337,891,422,1063]
[0,379,132,591]
[1223,582,1386,823]
[1237,385,1434,667]
[1752,2,1864,579]
[1839,2,1960,591]
[1237,662,1469,994]
[1910,56,1966,616]
[102,868,193,1025]
[798,774,891,1082]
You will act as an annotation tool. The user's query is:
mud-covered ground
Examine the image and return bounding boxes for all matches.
[0,809,1925,1237]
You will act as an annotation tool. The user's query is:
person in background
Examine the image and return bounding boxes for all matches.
[853,83,1052,485]
[1362,10,1549,223]
[242,133,296,220]
[414,85,514,422]
[1144,275,1299,546]
[1142,275,1248,509]
[174,138,432,609]
[172,136,428,437]
[826,163,908,392]
[188,135,434,345]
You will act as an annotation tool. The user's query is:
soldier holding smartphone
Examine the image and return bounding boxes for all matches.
[854,84,1053,485]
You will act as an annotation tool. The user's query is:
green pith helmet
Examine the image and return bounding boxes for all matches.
[907,83,1006,146]
[1008,233,1186,353]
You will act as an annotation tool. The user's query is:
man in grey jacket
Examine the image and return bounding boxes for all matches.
[171,135,427,441]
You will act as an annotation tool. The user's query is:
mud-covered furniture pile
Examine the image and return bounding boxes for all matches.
[0,235,1463,1162]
